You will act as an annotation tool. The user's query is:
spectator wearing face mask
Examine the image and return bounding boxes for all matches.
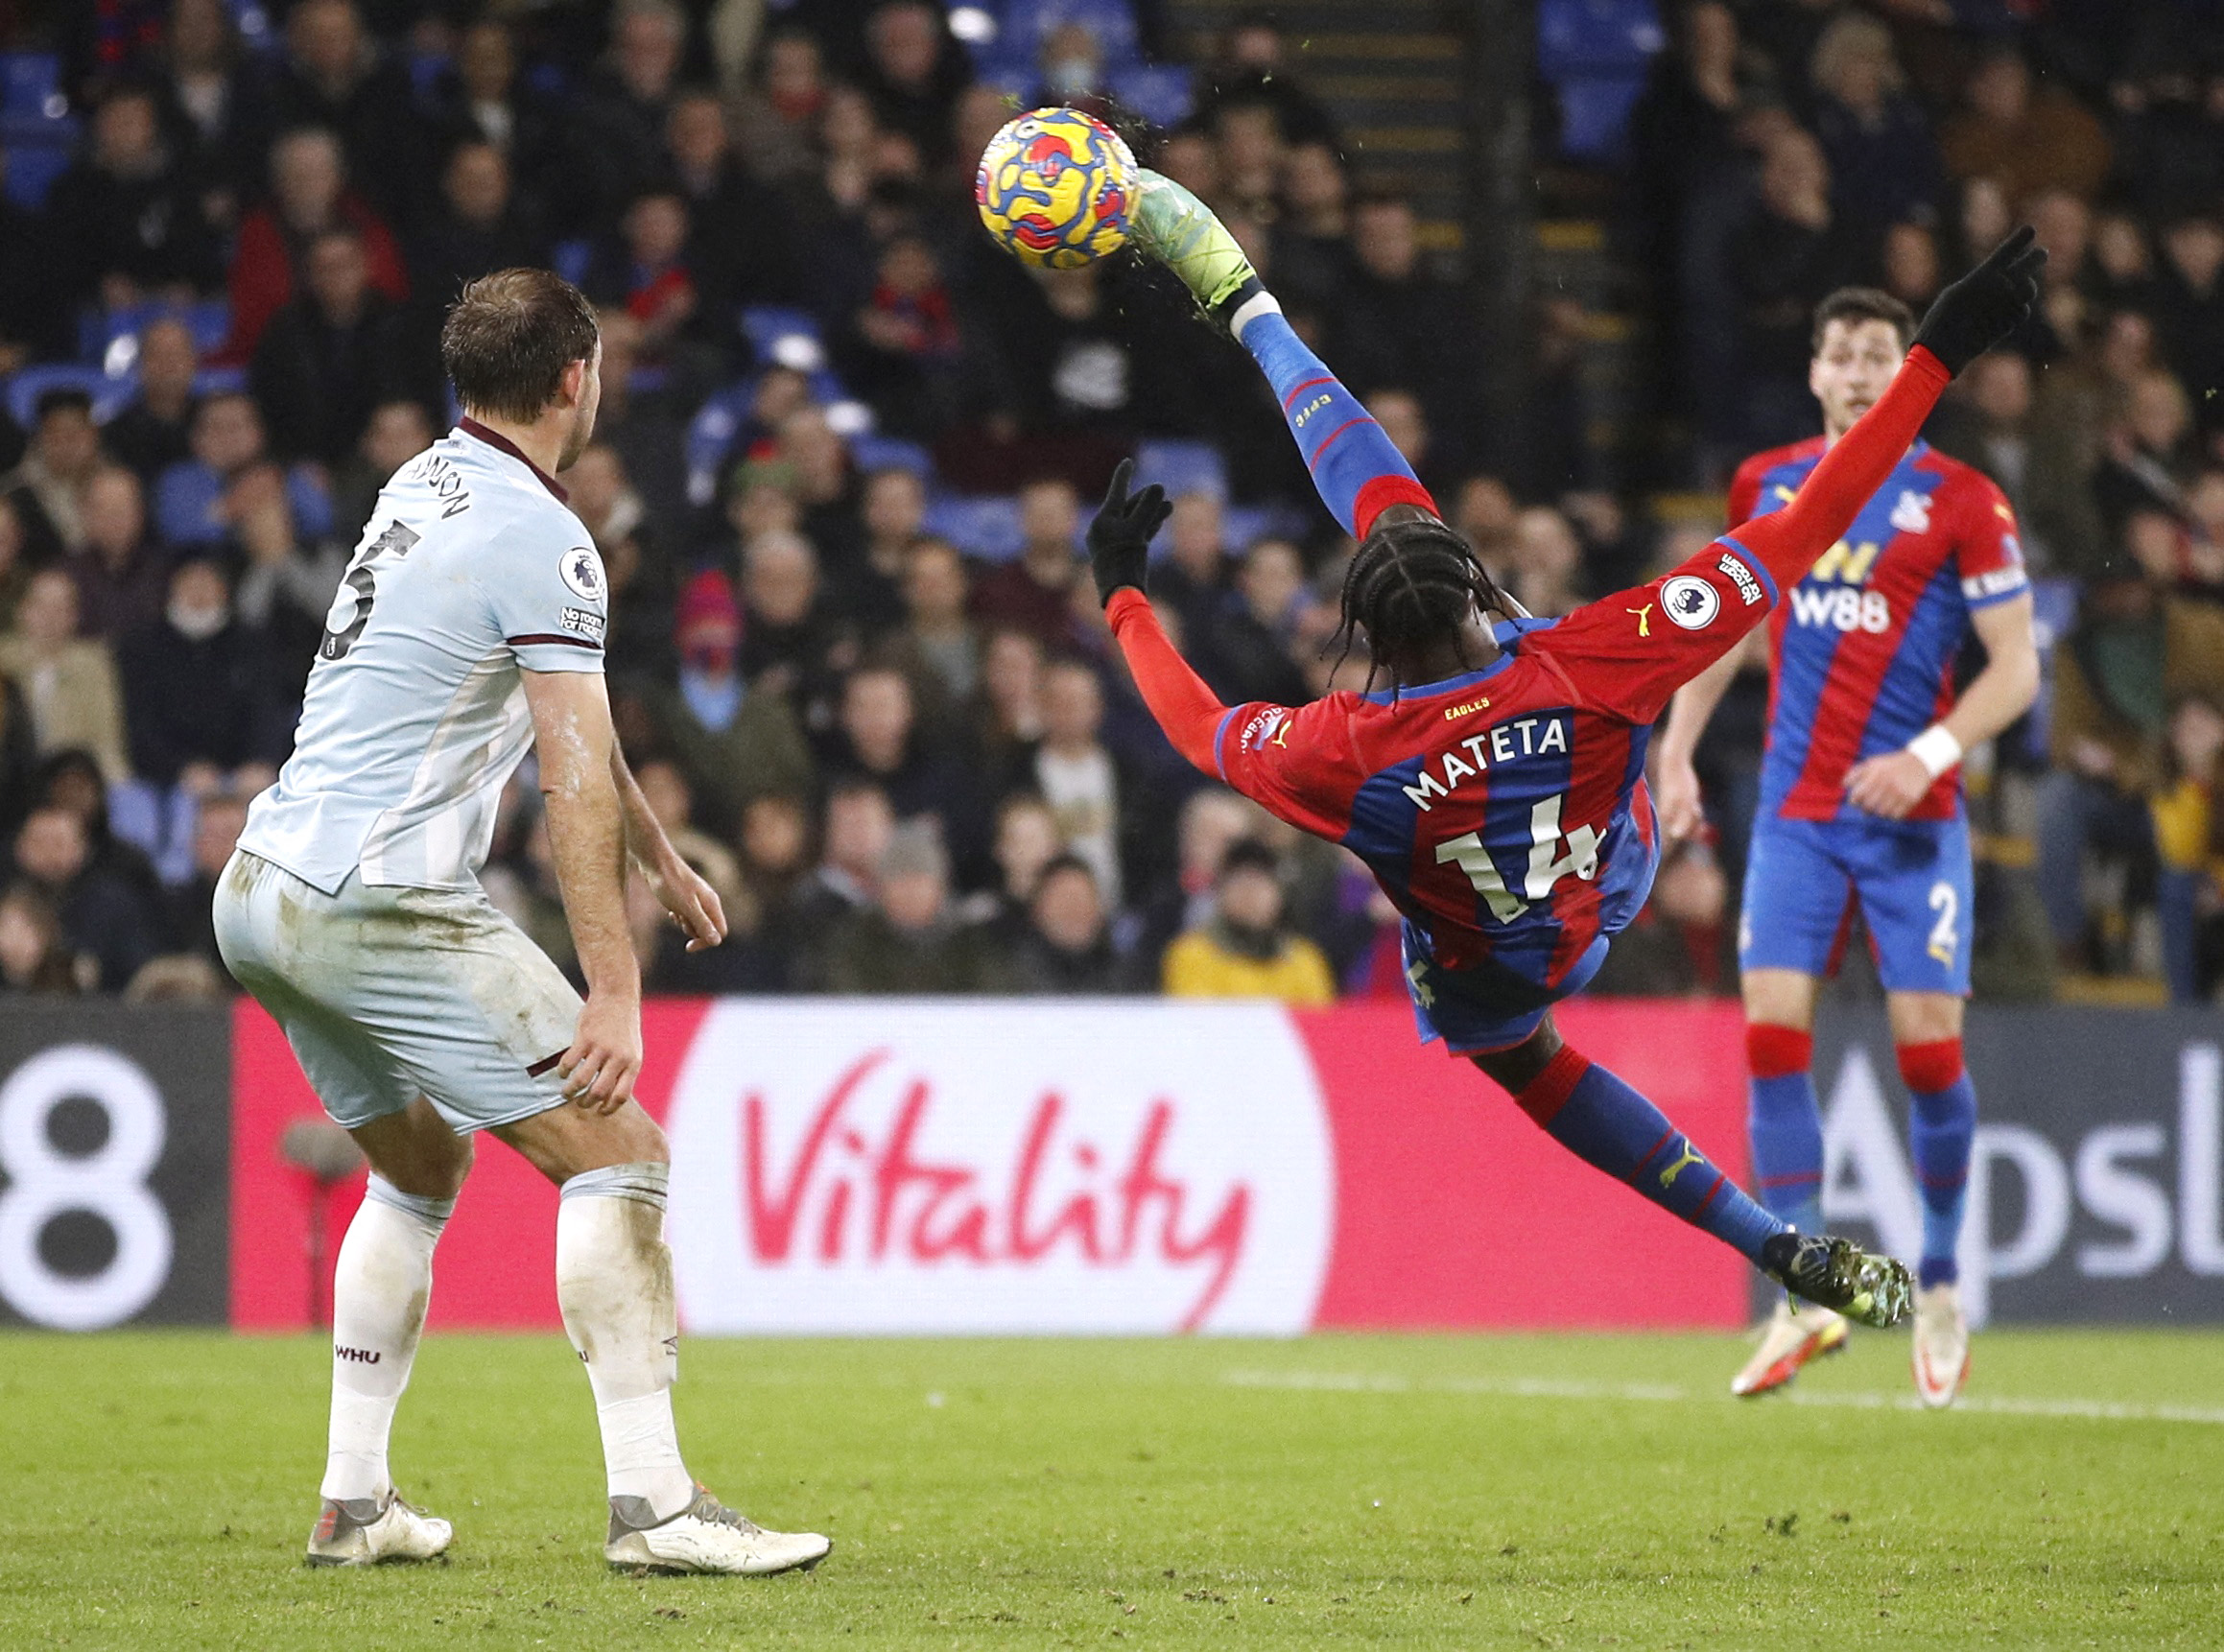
[114,555,282,791]
[1161,838,1336,1004]
[642,569,814,839]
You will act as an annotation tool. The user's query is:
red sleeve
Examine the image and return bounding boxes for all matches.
[1106,587,1227,773]
[1105,588,1357,838]
[1952,472,2032,608]
[1538,345,1954,725]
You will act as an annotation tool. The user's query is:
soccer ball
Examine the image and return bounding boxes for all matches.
[975,107,1140,270]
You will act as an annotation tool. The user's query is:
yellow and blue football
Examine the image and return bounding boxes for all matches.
[975,107,1140,270]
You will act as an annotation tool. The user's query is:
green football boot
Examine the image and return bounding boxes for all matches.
[1128,168,1265,328]
[1760,1231,1913,1330]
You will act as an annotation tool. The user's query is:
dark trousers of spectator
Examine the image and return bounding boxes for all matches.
[2035,770,2160,960]
[2158,867,2224,1004]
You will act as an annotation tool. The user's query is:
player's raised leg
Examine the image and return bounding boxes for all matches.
[306,1097,467,1565]
[1471,1017,1911,1328]
[1130,170,1435,540]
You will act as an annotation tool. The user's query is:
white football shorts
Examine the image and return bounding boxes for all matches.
[214,848,582,1133]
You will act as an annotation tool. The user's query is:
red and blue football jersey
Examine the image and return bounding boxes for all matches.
[1206,537,1782,994]
[1728,439,2027,823]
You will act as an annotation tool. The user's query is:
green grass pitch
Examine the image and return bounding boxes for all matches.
[2,1329,2220,1649]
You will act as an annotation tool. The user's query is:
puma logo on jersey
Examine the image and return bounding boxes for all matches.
[1889,490,1932,533]
[1400,714,1571,812]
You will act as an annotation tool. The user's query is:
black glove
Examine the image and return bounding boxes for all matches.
[1087,458,1171,608]
[1911,225,2046,377]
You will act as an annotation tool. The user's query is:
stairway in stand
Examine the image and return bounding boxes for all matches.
[1158,0,1470,264]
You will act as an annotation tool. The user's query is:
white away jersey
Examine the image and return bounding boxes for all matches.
[239,422,606,893]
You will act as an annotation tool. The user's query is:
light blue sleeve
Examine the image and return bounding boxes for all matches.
[489,529,609,673]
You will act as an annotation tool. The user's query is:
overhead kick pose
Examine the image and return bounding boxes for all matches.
[1096,172,2041,1321]
[215,270,829,1575]
[1656,288,2041,1407]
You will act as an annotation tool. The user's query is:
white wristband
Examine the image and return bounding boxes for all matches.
[1906,723,1964,780]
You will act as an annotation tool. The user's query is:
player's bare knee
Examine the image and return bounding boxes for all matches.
[1741,969,1818,1032]
[1887,991,1963,1049]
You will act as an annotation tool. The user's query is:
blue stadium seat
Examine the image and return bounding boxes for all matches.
[923,494,1025,561]
[550,238,592,287]
[1537,0,1664,77]
[741,306,826,372]
[1110,65,1192,128]
[106,780,165,862]
[0,52,59,120]
[1555,74,1649,162]
[1220,506,1276,555]
[685,382,755,508]
[6,366,129,430]
[2,137,73,211]
[1134,439,1225,502]
[82,299,233,369]
[849,435,934,479]
[1001,0,1140,65]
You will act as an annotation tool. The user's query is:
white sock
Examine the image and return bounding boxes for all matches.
[1228,289,1283,342]
[320,1177,452,1503]
[556,1163,693,1520]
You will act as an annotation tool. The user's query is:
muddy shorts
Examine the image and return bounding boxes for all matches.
[213,848,582,1134]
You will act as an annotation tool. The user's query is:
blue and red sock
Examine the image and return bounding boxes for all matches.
[1746,1024,1825,1239]
[1513,1044,1788,1265]
[1900,1038,1976,1287]
[1230,296,1437,539]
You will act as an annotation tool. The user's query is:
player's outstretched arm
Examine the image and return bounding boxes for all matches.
[1090,461,1232,772]
[523,668,642,1114]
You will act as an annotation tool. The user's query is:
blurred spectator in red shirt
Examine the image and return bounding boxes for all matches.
[225,126,406,362]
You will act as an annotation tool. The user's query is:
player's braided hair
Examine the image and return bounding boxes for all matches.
[1332,514,1508,691]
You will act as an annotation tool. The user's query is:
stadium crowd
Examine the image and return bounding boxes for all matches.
[0,0,2215,1007]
